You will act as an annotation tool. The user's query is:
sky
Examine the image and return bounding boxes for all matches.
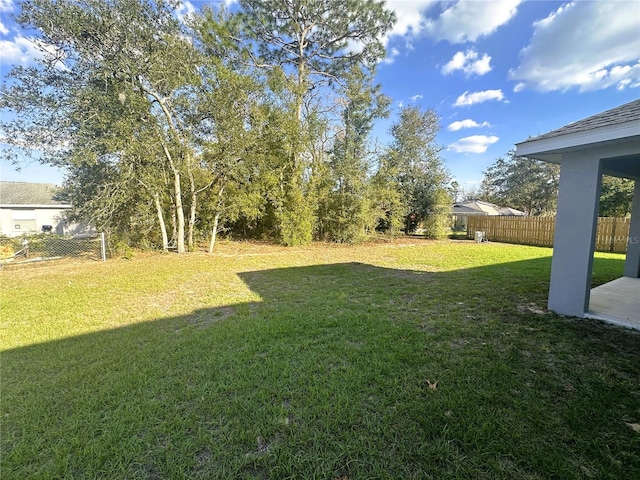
[1,0,639,190]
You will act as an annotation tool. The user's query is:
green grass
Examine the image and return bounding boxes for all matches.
[1,239,639,479]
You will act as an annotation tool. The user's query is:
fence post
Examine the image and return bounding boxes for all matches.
[100,232,107,262]
[610,218,616,253]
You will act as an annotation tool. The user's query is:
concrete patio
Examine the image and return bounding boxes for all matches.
[587,277,640,330]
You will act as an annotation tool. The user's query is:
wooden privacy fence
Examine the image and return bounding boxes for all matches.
[467,215,631,253]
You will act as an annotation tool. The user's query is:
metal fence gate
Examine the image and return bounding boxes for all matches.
[0,233,107,266]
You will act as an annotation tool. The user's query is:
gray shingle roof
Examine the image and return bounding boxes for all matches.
[452,200,524,216]
[0,181,70,206]
[528,99,640,142]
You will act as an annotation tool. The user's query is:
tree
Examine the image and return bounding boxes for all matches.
[321,64,390,242]
[1,0,202,253]
[239,0,395,119]
[238,0,396,245]
[481,151,560,215]
[191,7,268,252]
[599,176,634,217]
[458,185,483,202]
[374,106,451,238]
[482,154,636,218]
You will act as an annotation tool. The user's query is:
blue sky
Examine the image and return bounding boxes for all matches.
[1,0,639,189]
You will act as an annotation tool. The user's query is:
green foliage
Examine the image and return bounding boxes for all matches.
[239,0,396,80]
[481,151,560,215]
[0,0,477,250]
[482,154,635,217]
[237,0,395,246]
[374,106,451,235]
[599,176,634,216]
[2,0,206,253]
[422,188,453,239]
[277,181,314,246]
[114,240,135,260]
[319,65,390,243]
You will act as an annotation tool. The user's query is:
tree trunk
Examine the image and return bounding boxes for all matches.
[153,192,169,252]
[208,212,221,254]
[188,169,197,251]
[208,185,225,254]
[173,169,186,253]
[170,202,177,246]
[161,141,185,253]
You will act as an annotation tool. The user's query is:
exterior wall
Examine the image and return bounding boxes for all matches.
[451,212,487,231]
[624,180,640,278]
[64,221,97,237]
[0,207,68,237]
[0,209,11,236]
[548,152,602,317]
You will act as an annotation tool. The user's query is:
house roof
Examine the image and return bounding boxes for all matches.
[0,181,71,207]
[515,100,640,179]
[525,99,640,143]
[452,200,524,216]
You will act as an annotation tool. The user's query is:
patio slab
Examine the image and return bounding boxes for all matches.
[587,277,640,330]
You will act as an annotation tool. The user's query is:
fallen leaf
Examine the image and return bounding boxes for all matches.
[426,379,438,390]
[626,422,640,433]
[580,465,595,477]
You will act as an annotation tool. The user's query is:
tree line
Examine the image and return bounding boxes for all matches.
[462,151,634,217]
[1,0,452,252]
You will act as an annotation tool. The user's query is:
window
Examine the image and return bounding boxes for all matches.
[11,210,37,232]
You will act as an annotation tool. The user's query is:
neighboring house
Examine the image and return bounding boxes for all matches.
[0,181,92,237]
[451,200,525,230]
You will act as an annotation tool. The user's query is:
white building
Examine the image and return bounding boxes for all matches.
[0,181,90,237]
[451,200,524,231]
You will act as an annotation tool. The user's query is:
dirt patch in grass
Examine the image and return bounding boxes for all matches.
[517,303,549,315]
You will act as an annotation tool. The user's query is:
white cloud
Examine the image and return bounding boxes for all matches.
[383,0,436,43]
[0,36,41,65]
[381,47,400,65]
[397,100,404,109]
[454,90,504,107]
[410,94,423,101]
[423,0,522,44]
[447,119,491,131]
[0,0,14,12]
[442,49,491,76]
[510,1,640,92]
[0,35,64,68]
[0,0,13,35]
[382,0,521,49]
[448,135,499,153]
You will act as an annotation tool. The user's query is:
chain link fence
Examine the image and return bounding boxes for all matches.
[0,233,106,267]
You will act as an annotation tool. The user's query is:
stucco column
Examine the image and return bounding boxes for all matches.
[548,152,602,317]
[624,180,640,278]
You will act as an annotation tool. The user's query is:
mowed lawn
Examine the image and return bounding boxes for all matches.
[1,239,639,479]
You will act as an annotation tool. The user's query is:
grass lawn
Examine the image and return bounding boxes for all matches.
[1,239,639,479]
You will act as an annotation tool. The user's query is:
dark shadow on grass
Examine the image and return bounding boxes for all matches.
[2,256,639,479]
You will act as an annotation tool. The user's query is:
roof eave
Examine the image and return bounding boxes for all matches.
[515,119,640,162]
